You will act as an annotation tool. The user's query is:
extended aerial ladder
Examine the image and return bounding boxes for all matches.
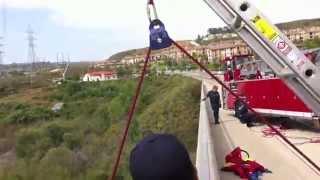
[203,0,320,121]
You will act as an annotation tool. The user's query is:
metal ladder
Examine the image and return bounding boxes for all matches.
[203,0,320,117]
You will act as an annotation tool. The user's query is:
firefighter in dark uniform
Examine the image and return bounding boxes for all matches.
[203,85,221,124]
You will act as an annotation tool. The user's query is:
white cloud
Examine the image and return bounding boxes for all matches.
[4,0,320,38]
[3,0,320,62]
[3,0,49,9]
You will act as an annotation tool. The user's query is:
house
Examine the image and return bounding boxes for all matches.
[119,40,204,65]
[82,71,118,82]
[206,39,253,62]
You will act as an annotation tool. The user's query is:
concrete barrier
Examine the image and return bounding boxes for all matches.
[196,81,220,180]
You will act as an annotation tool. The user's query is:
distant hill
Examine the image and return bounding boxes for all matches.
[276,18,320,30]
[108,48,146,61]
[206,18,320,36]
[107,40,195,62]
[108,18,320,62]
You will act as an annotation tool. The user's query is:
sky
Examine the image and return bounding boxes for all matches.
[0,0,320,64]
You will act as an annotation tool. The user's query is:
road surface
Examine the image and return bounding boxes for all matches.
[191,72,320,180]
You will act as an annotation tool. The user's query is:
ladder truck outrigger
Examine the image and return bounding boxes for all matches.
[203,0,320,126]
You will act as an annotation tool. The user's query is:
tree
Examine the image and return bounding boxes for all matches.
[116,66,132,78]
[303,38,320,49]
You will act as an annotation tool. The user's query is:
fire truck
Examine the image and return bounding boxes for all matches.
[222,49,320,120]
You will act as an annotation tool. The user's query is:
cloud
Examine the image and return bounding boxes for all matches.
[3,0,320,62]
[4,0,222,38]
[3,0,49,9]
[5,0,320,34]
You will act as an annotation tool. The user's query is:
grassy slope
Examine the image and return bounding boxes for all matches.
[0,75,200,180]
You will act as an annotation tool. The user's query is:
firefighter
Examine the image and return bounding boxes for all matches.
[129,134,198,180]
[203,85,221,124]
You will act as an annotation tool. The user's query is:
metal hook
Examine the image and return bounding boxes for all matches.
[147,0,158,22]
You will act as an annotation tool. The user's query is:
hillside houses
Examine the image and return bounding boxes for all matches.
[103,19,320,67]
[206,40,253,61]
[283,26,320,42]
[82,71,118,82]
[116,40,252,65]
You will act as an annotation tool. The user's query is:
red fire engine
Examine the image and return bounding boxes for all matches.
[222,49,320,120]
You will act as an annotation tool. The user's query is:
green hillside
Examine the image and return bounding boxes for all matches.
[108,48,145,61]
[0,75,200,180]
[276,18,320,30]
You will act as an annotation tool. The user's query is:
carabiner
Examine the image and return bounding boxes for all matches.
[147,0,158,22]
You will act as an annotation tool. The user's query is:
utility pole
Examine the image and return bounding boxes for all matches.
[27,26,36,86]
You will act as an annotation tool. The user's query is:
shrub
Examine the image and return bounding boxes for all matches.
[45,123,67,146]
[16,129,41,158]
[5,107,54,124]
[65,81,82,96]
[37,147,73,180]
[63,133,82,150]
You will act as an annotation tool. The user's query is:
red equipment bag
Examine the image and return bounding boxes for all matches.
[221,147,268,179]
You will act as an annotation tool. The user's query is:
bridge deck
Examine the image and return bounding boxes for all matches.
[196,77,320,180]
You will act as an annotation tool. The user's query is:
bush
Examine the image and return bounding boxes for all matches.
[65,81,82,96]
[37,147,73,180]
[45,123,68,146]
[63,133,82,150]
[5,107,54,124]
[16,129,41,158]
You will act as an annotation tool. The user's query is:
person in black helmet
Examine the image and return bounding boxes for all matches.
[203,85,221,124]
[129,134,198,180]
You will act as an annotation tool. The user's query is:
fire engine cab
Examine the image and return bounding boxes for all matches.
[222,49,320,120]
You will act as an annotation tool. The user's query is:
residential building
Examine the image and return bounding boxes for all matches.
[82,71,118,82]
[283,26,320,42]
[206,40,253,62]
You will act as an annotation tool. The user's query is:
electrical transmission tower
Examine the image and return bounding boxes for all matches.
[27,26,37,86]
[27,26,37,71]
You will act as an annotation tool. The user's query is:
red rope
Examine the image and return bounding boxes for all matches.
[262,126,287,138]
[251,126,320,145]
[108,48,151,180]
[171,39,320,174]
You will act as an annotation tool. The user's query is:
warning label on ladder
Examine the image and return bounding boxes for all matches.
[251,15,308,70]
[252,15,278,41]
[272,36,292,56]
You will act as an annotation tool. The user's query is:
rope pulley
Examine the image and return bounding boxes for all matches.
[147,0,172,50]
